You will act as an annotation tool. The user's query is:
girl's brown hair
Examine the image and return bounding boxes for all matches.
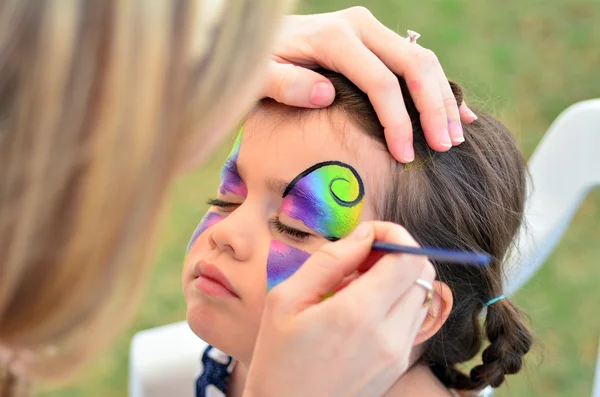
[269,69,533,392]
[0,1,289,395]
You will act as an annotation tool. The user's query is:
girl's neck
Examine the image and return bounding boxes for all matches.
[227,360,248,397]
[383,364,456,397]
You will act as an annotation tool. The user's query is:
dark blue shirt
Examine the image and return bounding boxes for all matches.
[196,345,233,397]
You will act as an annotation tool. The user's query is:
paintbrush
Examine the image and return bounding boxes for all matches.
[371,241,492,265]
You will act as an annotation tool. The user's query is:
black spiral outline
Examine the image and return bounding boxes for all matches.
[283,161,365,207]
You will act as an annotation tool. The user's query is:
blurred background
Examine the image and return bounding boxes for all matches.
[38,0,600,396]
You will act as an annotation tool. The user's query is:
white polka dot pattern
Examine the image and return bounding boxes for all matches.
[207,347,230,365]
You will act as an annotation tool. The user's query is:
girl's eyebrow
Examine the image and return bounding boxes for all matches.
[265,177,290,196]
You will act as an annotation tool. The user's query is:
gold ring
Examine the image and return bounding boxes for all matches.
[415,278,434,307]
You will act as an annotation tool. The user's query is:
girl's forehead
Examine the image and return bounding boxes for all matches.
[241,113,361,177]
[243,108,388,161]
[237,110,393,212]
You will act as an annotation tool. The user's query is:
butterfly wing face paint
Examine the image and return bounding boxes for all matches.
[186,129,245,254]
[187,212,224,252]
[281,161,365,240]
[219,128,248,197]
[266,161,365,290]
[266,240,311,291]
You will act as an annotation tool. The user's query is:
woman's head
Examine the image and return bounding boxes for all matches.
[183,69,532,390]
[0,0,285,391]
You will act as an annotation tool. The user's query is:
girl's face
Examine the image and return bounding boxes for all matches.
[182,107,392,363]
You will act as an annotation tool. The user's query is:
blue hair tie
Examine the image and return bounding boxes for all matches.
[485,295,506,307]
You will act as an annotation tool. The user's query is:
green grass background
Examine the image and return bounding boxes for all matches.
[38,0,600,396]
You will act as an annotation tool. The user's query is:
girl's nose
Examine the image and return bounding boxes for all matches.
[208,208,255,262]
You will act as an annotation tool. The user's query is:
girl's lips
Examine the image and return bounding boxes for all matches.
[193,261,239,298]
[195,275,237,298]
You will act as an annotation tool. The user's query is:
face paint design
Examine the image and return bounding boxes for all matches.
[266,240,311,291]
[187,212,223,252]
[281,161,365,240]
[219,128,248,197]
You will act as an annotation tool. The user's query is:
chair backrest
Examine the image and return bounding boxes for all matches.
[505,99,600,296]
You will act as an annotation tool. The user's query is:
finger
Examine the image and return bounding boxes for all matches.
[409,47,453,151]
[379,43,452,151]
[270,222,375,313]
[309,29,415,163]
[332,271,361,293]
[459,102,478,123]
[435,70,463,145]
[261,60,335,108]
[349,19,454,152]
[332,222,427,320]
[381,260,436,344]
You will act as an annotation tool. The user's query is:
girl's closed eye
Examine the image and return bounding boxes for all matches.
[270,218,312,242]
[207,198,241,212]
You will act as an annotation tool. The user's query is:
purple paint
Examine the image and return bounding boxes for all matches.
[219,160,248,197]
[219,129,247,197]
[266,240,311,291]
[448,118,464,142]
[187,212,223,252]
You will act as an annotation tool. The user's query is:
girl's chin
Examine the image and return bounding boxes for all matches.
[186,305,238,347]
[186,304,223,339]
[186,307,258,364]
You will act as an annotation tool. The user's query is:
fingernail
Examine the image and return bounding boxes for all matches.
[449,120,465,144]
[467,108,478,120]
[403,142,415,163]
[349,222,372,240]
[310,81,334,106]
[439,128,452,148]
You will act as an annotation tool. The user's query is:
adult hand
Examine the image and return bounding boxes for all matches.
[244,222,436,397]
[261,7,478,163]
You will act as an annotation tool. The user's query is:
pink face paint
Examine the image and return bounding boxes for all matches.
[219,129,248,197]
[266,240,311,291]
[187,212,223,252]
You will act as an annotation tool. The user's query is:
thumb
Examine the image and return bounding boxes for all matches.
[261,60,335,108]
[272,223,374,313]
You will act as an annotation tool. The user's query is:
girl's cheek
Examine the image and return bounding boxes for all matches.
[266,239,311,291]
[186,211,224,253]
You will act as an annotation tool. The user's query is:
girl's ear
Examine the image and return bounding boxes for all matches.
[413,281,453,346]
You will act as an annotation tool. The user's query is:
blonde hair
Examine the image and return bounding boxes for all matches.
[0,0,287,394]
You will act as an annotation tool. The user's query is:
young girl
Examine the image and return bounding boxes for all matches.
[182,69,533,397]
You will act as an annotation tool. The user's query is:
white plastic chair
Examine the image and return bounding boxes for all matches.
[129,100,600,397]
[129,321,208,397]
[505,99,600,296]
